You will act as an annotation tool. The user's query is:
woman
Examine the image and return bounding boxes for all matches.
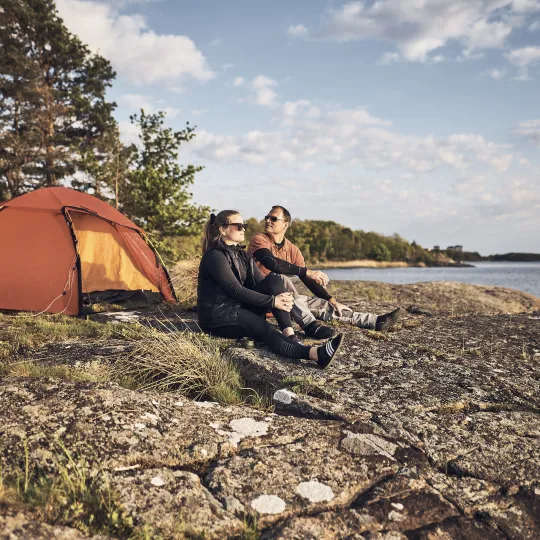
[197,210,343,368]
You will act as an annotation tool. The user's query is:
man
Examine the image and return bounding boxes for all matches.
[248,205,401,340]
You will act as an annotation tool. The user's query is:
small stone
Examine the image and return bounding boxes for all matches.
[296,480,335,503]
[251,495,286,515]
[391,502,404,510]
[150,476,166,487]
[273,389,297,404]
[388,510,405,521]
[174,401,184,407]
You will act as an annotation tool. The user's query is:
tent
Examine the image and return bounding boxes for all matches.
[0,187,177,315]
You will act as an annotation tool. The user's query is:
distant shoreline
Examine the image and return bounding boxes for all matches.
[312,260,475,269]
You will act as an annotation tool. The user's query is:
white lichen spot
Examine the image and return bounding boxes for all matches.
[209,422,221,429]
[150,476,166,487]
[195,401,218,408]
[133,423,146,430]
[273,388,297,404]
[229,418,269,437]
[251,494,286,514]
[199,448,208,457]
[391,502,404,511]
[174,401,184,407]
[296,480,334,503]
[142,412,160,424]
[388,510,404,521]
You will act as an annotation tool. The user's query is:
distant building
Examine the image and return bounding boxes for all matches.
[454,245,463,252]
[433,245,440,251]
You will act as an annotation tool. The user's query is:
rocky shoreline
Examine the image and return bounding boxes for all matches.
[1,281,539,538]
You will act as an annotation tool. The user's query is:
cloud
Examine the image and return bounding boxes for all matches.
[55,0,214,85]
[378,52,401,64]
[505,45,540,67]
[251,75,278,106]
[290,0,540,62]
[232,76,245,87]
[193,102,514,176]
[514,119,540,146]
[486,67,508,79]
[288,24,308,37]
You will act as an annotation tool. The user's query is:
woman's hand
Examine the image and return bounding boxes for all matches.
[274,292,294,312]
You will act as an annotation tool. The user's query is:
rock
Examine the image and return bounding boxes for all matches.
[0,508,96,539]
[109,467,241,538]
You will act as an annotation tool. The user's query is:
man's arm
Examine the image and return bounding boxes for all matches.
[299,274,333,301]
[252,248,308,278]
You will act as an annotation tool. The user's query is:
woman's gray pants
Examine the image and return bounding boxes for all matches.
[279,276,377,330]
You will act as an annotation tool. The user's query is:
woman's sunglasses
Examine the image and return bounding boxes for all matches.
[264,215,286,223]
[227,222,248,231]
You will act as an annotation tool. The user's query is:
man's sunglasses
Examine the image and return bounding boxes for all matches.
[265,215,286,223]
[227,222,248,231]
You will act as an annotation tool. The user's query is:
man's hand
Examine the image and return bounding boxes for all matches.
[274,292,294,312]
[328,297,350,317]
[306,269,330,287]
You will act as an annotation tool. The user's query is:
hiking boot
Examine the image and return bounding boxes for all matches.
[375,307,402,332]
[316,333,343,369]
[303,320,336,339]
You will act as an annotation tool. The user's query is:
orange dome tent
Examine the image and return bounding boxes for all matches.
[0,187,176,315]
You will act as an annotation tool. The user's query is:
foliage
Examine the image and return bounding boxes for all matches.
[0,0,117,197]
[122,110,210,259]
[369,243,392,262]
[112,327,242,404]
[0,439,135,537]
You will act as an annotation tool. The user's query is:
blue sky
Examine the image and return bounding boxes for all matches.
[56,0,540,254]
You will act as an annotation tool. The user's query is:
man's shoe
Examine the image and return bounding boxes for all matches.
[375,307,402,332]
[303,320,336,339]
[317,333,343,369]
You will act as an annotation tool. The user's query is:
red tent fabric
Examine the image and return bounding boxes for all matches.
[0,187,176,315]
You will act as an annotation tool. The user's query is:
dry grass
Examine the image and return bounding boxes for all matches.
[112,326,242,404]
[6,360,113,383]
[314,260,410,269]
[0,313,124,361]
[170,255,201,310]
[0,439,135,537]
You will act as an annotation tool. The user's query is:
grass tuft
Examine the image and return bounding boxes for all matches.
[0,438,135,537]
[112,327,242,404]
[170,255,201,310]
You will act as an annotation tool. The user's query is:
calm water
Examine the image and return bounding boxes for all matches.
[324,262,540,298]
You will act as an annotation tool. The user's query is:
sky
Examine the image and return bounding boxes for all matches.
[54,0,540,254]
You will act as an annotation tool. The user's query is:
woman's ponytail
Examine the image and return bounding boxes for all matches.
[202,210,240,252]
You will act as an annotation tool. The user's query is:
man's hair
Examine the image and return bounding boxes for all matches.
[271,205,291,223]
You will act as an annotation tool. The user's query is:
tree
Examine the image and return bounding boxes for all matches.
[369,243,392,262]
[122,110,210,259]
[0,0,117,198]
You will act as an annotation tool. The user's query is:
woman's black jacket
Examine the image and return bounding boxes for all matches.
[197,242,274,329]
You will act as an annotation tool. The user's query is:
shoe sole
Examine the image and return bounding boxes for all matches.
[318,333,343,369]
[378,308,402,332]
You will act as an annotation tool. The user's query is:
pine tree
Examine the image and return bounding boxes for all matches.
[0,0,117,198]
[123,110,210,259]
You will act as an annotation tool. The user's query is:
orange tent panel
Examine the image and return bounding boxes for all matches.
[0,208,80,315]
